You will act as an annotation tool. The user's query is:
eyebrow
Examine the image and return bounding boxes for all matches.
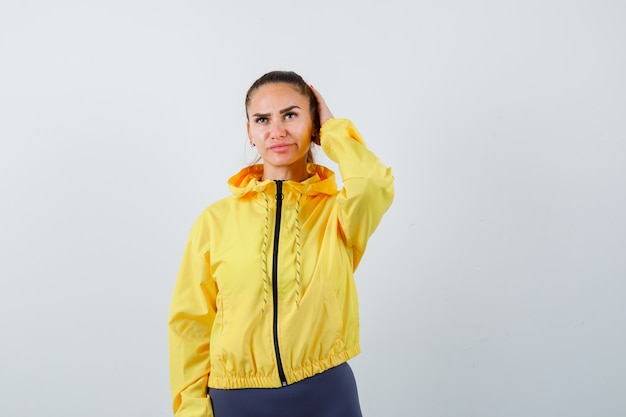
[252,105,301,118]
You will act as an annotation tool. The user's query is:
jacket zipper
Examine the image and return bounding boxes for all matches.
[272,180,288,387]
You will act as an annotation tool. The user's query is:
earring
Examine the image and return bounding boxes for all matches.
[249,142,256,147]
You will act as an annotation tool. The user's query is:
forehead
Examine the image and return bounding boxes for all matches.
[248,82,308,110]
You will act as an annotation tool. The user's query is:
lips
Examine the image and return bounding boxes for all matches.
[269,143,293,152]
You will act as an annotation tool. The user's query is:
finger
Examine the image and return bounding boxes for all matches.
[309,84,334,123]
[309,84,324,105]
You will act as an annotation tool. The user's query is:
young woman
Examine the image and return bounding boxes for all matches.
[168,71,394,417]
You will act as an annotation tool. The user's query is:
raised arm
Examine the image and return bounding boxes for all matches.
[312,86,394,269]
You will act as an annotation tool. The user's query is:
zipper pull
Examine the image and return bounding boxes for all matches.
[275,180,284,201]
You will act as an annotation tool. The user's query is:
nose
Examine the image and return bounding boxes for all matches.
[269,119,286,139]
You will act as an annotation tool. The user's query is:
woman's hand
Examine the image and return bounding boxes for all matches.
[310,85,334,144]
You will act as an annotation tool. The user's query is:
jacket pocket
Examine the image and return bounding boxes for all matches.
[322,275,344,348]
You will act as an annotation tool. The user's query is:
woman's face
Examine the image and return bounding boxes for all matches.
[246,82,313,180]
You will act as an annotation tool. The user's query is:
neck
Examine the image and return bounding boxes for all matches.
[262,163,308,182]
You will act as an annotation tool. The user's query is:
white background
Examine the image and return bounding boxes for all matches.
[1,1,625,416]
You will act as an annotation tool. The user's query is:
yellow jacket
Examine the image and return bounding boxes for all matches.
[168,118,394,416]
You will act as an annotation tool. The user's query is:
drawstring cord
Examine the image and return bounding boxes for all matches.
[294,192,303,308]
[260,189,304,313]
[261,191,270,315]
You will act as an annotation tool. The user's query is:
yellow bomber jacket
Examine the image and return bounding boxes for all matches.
[168,118,394,417]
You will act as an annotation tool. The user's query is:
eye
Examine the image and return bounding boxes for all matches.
[284,112,297,120]
[254,117,268,124]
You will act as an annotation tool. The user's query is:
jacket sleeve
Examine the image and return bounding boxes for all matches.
[168,213,217,417]
[320,118,394,269]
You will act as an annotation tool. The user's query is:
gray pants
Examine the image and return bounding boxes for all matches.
[209,362,363,417]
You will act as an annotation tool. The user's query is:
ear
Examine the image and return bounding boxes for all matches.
[246,121,252,142]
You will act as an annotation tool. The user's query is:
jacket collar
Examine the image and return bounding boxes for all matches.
[227,163,337,199]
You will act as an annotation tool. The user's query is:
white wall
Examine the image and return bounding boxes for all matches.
[1,1,624,416]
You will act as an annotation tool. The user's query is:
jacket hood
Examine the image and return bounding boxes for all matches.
[228,163,338,198]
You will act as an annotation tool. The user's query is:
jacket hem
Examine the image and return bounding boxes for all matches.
[207,344,361,389]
